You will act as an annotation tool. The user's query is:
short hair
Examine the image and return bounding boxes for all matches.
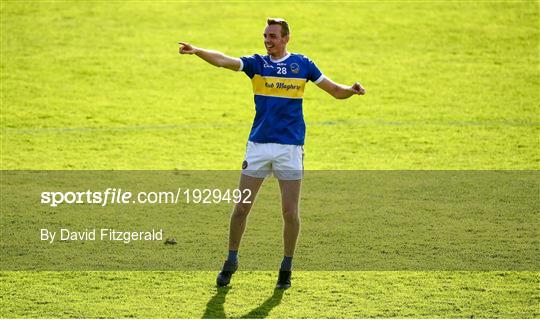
[267,18,290,37]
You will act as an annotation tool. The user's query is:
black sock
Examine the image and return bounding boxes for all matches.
[280,256,293,271]
[227,250,238,263]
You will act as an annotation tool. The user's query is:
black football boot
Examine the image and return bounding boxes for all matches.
[216,260,238,287]
[276,270,291,289]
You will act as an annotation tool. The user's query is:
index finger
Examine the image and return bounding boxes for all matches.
[178,41,188,46]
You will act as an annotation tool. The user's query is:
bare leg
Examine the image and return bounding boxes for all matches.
[228,174,265,251]
[278,179,302,257]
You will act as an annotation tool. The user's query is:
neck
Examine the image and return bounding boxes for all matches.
[271,50,288,60]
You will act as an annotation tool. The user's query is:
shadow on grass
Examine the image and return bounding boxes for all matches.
[240,288,285,319]
[202,287,285,319]
[202,286,230,319]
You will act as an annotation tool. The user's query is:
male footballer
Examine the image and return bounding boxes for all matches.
[179,18,365,289]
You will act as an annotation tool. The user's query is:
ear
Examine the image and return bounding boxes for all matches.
[283,34,290,44]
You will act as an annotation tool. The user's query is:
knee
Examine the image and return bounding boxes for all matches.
[282,207,299,224]
[233,203,251,218]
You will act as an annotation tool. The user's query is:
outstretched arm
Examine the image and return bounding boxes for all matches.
[316,77,366,99]
[178,42,241,71]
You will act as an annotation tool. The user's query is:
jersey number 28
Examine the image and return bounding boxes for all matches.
[277,67,287,75]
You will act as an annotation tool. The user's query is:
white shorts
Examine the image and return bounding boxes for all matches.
[241,141,304,180]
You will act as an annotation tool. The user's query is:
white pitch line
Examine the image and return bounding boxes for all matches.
[1,119,538,135]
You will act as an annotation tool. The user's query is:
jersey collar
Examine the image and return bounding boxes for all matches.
[269,52,291,63]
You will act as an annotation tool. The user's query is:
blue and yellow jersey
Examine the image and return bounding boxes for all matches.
[239,53,324,145]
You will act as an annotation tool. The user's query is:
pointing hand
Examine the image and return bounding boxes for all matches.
[178,42,199,55]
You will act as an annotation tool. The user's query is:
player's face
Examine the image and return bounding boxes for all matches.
[264,25,289,58]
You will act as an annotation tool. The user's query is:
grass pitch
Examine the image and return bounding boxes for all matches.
[1,1,538,170]
[1,271,538,318]
[1,1,539,318]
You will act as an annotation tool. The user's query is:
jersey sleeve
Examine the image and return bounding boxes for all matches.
[239,54,258,78]
[305,57,324,84]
